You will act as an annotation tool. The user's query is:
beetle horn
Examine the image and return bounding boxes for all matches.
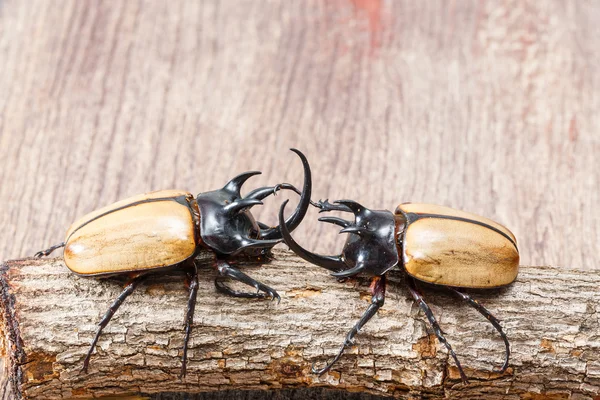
[334,200,369,215]
[318,216,352,228]
[278,200,347,272]
[316,199,354,213]
[223,171,262,196]
[223,198,263,214]
[237,238,282,252]
[338,225,375,236]
[260,148,313,240]
[243,183,295,201]
[330,261,366,278]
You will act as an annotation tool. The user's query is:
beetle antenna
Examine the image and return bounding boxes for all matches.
[223,171,262,196]
[278,200,347,272]
[318,216,352,228]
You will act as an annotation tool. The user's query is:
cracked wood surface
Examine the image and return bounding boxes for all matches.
[1,250,599,399]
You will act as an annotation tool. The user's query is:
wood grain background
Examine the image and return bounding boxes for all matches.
[1,0,599,271]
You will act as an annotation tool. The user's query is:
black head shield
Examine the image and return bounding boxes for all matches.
[197,149,312,257]
[279,199,399,277]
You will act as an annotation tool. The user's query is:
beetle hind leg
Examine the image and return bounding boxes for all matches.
[181,262,199,378]
[34,242,66,258]
[215,259,280,302]
[449,287,510,373]
[312,275,386,375]
[406,278,469,384]
[81,274,146,373]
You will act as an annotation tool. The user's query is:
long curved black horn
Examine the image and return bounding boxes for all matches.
[223,171,262,195]
[260,148,312,240]
[278,200,347,272]
[330,261,366,278]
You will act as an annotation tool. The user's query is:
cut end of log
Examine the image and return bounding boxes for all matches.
[1,250,600,399]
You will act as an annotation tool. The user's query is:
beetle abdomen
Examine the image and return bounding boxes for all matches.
[396,203,519,288]
[64,190,198,276]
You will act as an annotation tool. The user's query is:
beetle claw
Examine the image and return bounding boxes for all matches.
[33,242,65,258]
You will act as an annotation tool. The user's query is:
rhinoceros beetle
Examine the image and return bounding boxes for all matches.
[279,197,519,383]
[35,149,312,376]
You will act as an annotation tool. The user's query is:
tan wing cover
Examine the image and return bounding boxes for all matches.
[397,203,519,288]
[398,203,517,243]
[64,191,196,275]
[65,190,191,238]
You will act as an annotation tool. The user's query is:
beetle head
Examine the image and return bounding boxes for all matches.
[196,149,312,257]
[279,199,399,277]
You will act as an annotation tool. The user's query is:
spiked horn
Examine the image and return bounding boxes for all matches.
[222,171,262,196]
[278,200,347,272]
[330,261,366,278]
[334,199,369,215]
[338,226,374,236]
[318,216,352,228]
[223,199,263,214]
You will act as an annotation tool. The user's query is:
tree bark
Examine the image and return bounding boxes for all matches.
[1,249,599,399]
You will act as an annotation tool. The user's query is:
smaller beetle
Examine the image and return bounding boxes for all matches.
[35,149,312,376]
[279,198,519,382]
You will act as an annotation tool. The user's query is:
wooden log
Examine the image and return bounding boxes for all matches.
[1,249,599,399]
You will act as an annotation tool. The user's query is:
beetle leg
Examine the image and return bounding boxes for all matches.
[181,262,199,378]
[214,276,272,299]
[34,242,66,258]
[312,275,386,375]
[406,278,469,384]
[82,274,146,373]
[448,287,510,373]
[215,259,280,303]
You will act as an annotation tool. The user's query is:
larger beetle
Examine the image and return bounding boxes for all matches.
[35,149,312,376]
[279,198,519,383]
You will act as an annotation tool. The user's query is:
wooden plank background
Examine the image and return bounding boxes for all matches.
[0,0,599,272]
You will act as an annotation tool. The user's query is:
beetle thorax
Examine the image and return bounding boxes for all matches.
[195,188,261,257]
[339,208,399,276]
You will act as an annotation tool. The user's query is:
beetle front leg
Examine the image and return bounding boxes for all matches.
[214,259,280,302]
[406,278,468,383]
[448,287,510,373]
[82,274,146,373]
[181,261,199,378]
[34,242,66,258]
[312,275,386,375]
